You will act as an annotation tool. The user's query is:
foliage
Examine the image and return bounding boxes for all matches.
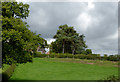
[2,64,16,82]
[33,53,119,61]
[86,49,92,54]
[34,52,47,58]
[81,50,87,55]
[107,55,119,61]
[2,2,29,19]
[51,41,62,53]
[100,75,120,82]
[2,2,47,64]
[52,24,87,54]
[2,64,10,72]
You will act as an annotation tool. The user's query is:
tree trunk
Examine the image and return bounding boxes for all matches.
[72,48,75,55]
[62,43,64,54]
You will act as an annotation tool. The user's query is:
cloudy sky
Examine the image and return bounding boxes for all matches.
[21,1,118,55]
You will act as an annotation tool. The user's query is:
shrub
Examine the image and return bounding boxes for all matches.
[67,54,74,58]
[85,55,90,59]
[77,54,85,59]
[2,64,16,82]
[95,56,101,60]
[103,57,108,60]
[34,52,119,61]
[59,54,66,58]
[107,55,118,61]
[55,54,66,58]
[100,75,120,82]
[34,52,47,58]
[49,54,55,58]
[74,55,79,59]
[39,54,47,58]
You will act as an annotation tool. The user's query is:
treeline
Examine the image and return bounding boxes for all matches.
[2,2,47,65]
[34,53,119,61]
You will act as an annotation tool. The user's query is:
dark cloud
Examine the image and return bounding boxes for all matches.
[25,2,118,55]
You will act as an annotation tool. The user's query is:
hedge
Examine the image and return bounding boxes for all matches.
[2,64,16,82]
[33,52,119,61]
[98,75,120,82]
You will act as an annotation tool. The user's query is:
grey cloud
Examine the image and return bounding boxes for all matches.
[25,2,118,55]
[84,2,117,39]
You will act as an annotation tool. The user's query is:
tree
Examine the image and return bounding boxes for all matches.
[53,24,72,53]
[71,34,87,55]
[70,35,79,54]
[86,49,92,55]
[52,24,87,54]
[2,2,29,19]
[2,2,46,64]
[104,54,108,57]
[51,41,62,53]
[81,50,87,55]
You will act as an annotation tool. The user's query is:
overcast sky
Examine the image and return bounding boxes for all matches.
[23,2,118,55]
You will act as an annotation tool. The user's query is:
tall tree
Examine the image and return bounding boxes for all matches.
[53,25,70,53]
[2,2,29,19]
[70,35,80,55]
[52,24,87,54]
[75,34,87,54]
[2,2,46,64]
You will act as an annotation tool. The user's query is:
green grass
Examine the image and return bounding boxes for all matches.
[0,64,10,73]
[9,58,118,80]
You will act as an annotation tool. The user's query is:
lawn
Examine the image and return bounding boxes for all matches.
[9,58,118,80]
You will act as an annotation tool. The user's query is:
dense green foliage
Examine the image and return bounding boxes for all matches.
[86,49,92,54]
[34,53,119,61]
[52,24,87,54]
[2,64,10,72]
[9,58,118,80]
[2,2,47,64]
[102,75,120,82]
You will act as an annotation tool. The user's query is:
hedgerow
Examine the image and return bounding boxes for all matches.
[33,52,119,61]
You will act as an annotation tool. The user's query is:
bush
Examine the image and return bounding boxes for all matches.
[34,52,119,61]
[55,54,67,58]
[34,52,47,58]
[99,75,120,82]
[107,55,118,61]
[74,54,85,59]
[80,55,86,59]
[58,54,65,58]
[67,54,74,58]
[85,55,90,59]
[2,64,16,82]
[38,54,47,58]
[74,55,79,59]
[49,54,55,58]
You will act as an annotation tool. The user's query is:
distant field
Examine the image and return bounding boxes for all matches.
[9,58,118,80]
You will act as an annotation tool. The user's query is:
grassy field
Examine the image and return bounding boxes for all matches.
[9,58,118,80]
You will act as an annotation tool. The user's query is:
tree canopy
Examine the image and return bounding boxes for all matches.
[2,2,47,64]
[52,24,87,54]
